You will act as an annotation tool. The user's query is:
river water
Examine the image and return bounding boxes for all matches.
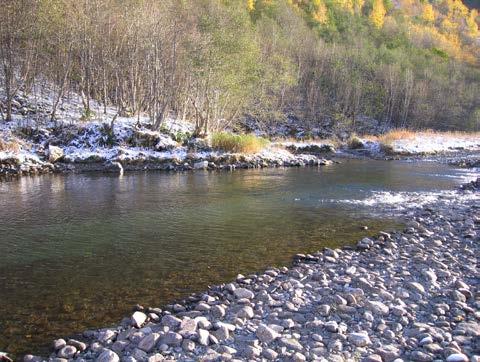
[0,159,477,356]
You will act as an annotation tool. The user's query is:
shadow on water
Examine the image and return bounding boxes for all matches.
[0,159,476,356]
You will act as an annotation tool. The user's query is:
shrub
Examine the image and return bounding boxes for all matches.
[211,132,269,154]
[80,109,95,122]
[347,134,364,149]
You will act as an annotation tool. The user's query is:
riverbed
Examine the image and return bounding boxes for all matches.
[0,159,478,357]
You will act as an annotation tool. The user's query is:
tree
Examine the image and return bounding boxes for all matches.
[422,3,435,23]
[186,1,261,135]
[313,0,329,24]
[370,0,387,28]
[466,9,479,37]
[0,0,37,122]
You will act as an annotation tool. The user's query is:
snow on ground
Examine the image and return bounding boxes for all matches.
[388,134,480,154]
[359,133,480,155]
[276,140,335,149]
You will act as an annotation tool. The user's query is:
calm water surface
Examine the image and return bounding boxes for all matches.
[0,159,477,356]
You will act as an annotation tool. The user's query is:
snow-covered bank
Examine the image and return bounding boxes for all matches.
[0,115,336,178]
[354,132,480,156]
[2,85,479,178]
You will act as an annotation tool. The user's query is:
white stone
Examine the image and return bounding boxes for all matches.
[233,288,254,299]
[194,161,208,170]
[198,329,210,346]
[348,332,371,347]
[131,311,147,328]
[47,145,64,163]
[95,349,120,362]
[446,354,469,362]
[367,300,389,315]
[256,324,278,344]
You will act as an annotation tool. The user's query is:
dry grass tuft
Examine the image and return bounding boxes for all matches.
[211,132,270,154]
[377,129,416,145]
[347,134,364,149]
[366,129,479,146]
[0,138,21,152]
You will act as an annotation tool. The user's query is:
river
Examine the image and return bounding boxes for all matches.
[0,159,477,356]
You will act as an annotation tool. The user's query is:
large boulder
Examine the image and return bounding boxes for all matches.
[187,138,211,152]
[194,161,208,170]
[131,129,177,150]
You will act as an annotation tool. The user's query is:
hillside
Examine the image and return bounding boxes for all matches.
[464,0,480,9]
[1,0,479,136]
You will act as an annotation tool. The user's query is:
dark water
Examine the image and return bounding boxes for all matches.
[0,160,477,357]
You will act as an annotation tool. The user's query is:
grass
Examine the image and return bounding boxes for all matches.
[363,129,480,144]
[211,132,270,154]
[0,138,21,152]
[347,134,364,149]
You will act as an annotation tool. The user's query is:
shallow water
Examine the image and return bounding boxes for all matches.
[0,159,477,356]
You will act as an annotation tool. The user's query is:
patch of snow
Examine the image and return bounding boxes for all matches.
[390,135,480,154]
[360,134,480,155]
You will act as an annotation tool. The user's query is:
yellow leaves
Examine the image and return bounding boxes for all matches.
[331,0,354,14]
[441,17,458,33]
[247,0,255,12]
[467,9,479,38]
[370,0,386,29]
[445,0,468,20]
[422,3,435,23]
[312,0,329,24]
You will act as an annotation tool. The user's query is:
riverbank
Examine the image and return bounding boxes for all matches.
[2,115,479,180]
[15,178,479,362]
[0,115,337,179]
[2,89,479,179]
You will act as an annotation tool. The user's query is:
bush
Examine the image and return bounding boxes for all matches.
[347,134,364,149]
[211,132,269,154]
[80,109,95,122]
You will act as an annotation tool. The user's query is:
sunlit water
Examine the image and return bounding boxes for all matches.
[0,159,477,356]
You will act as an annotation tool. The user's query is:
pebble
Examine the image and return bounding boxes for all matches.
[233,288,254,299]
[256,323,279,344]
[95,349,119,362]
[446,354,469,362]
[57,346,77,359]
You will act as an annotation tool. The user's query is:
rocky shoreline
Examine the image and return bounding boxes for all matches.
[14,179,479,362]
[0,151,334,180]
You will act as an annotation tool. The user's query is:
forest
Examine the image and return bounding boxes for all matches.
[1,0,479,135]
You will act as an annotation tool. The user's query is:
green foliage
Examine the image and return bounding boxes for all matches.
[431,47,449,59]
[173,131,191,144]
[80,109,95,122]
[211,132,269,154]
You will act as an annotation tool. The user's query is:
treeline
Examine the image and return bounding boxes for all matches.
[1,0,479,134]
